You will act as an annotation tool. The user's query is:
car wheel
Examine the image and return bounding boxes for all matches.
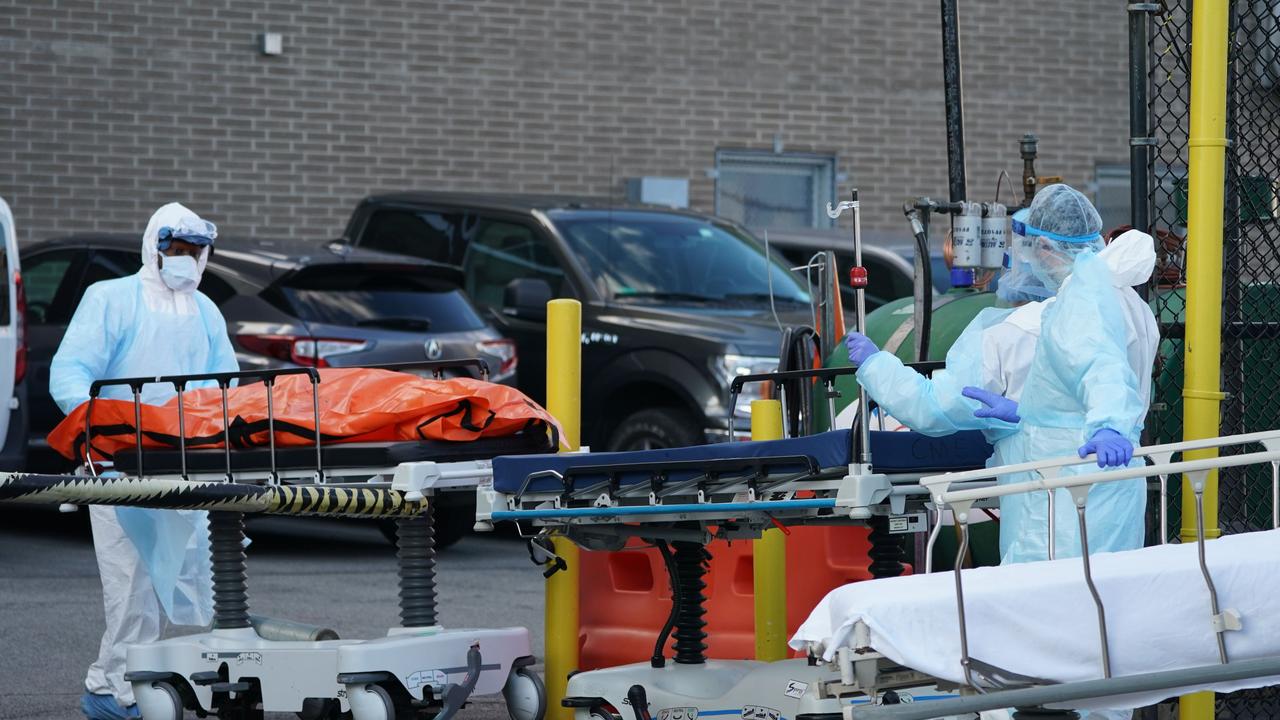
[606,408,701,451]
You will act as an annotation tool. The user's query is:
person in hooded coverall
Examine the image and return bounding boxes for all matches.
[846,187,1158,718]
[49,203,238,720]
[844,184,1159,564]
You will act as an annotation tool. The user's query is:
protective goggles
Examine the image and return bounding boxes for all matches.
[1010,208,1100,244]
[157,219,217,251]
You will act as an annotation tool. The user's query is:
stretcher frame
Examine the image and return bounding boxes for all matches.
[802,429,1280,720]
[6,359,553,720]
[477,366,993,541]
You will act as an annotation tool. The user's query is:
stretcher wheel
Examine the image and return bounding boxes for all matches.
[503,667,546,720]
[133,680,183,720]
[347,683,397,720]
[588,706,623,720]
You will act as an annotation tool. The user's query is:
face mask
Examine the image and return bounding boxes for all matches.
[159,255,201,293]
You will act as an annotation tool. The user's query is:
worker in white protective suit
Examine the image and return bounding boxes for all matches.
[845,184,1158,564]
[50,203,238,720]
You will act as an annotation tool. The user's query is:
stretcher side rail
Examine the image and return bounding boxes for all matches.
[82,359,492,484]
[0,470,430,518]
[920,428,1280,553]
[905,436,1280,707]
[847,655,1280,720]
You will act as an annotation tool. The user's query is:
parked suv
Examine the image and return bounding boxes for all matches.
[339,192,815,450]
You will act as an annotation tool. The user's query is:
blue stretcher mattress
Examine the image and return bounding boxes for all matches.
[492,429,993,495]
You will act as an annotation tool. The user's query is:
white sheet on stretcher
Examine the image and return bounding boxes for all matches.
[790,528,1280,711]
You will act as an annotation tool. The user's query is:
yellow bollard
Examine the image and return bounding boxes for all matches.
[751,399,788,661]
[1181,1,1229,717]
[545,299,581,720]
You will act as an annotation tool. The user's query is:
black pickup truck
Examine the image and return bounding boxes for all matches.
[336,192,815,450]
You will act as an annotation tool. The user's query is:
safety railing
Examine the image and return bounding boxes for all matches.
[918,429,1280,693]
[83,359,490,484]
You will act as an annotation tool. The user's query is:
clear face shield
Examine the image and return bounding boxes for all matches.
[995,209,1055,304]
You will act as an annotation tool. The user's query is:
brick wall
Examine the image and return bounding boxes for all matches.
[0,0,1130,243]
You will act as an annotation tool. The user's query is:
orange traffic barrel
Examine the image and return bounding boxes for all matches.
[577,525,901,669]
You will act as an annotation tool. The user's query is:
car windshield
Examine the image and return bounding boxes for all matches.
[269,266,486,333]
[553,214,810,304]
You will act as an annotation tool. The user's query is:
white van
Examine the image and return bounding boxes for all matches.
[0,197,28,470]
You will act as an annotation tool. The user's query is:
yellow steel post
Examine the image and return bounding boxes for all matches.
[545,299,581,720]
[751,399,788,661]
[1181,1,1229,717]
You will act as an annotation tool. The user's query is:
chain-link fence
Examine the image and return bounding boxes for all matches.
[1141,0,1280,714]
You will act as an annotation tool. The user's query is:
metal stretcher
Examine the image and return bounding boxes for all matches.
[789,429,1280,720]
[478,366,994,537]
[1,360,552,720]
[474,366,1000,720]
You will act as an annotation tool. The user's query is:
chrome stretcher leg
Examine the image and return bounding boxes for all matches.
[395,505,438,628]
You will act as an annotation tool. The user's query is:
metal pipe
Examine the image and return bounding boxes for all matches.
[847,656,1280,720]
[941,0,967,203]
[1264,458,1274,527]
[84,395,98,476]
[1160,473,1169,543]
[132,386,143,477]
[220,384,232,482]
[825,379,837,435]
[923,429,1280,487]
[176,383,187,481]
[1046,489,1056,561]
[310,373,323,482]
[1075,505,1111,679]
[924,503,944,573]
[940,449,1280,505]
[853,190,871,465]
[952,518,977,688]
[1129,3,1154,235]
[266,378,277,485]
[1195,486,1228,665]
[1019,134,1039,208]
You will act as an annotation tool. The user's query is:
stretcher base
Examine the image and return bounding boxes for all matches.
[126,624,541,719]
[563,658,974,720]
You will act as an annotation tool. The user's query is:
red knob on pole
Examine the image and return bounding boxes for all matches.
[849,266,868,289]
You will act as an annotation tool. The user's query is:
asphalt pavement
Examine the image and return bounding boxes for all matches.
[0,505,545,720]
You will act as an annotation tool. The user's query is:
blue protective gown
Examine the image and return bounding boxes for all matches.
[50,202,237,708]
[858,231,1158,564]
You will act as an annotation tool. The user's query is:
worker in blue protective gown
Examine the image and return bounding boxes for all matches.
[845,184,1159,566]
[50,203,238,720]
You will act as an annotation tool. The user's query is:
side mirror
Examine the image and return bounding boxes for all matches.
[503,278,553,321]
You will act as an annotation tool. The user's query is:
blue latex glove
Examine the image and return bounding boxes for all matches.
[961,386,1021,423]
[1079,428,1133,468]
[845,331,879,367]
